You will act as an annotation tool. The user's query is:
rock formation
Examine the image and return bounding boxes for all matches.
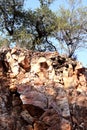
[0,47,87,130]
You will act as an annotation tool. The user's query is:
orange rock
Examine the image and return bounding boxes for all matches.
[19,56,31,71]
[79,74,86,86]
[63,76,78,89]
[34,121,46,130]
[61,119,71,130]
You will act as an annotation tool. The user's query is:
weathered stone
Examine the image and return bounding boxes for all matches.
[61,119,71,130]
[0,47,87,130]
[20,91,47,110]
[21,110,34,124]
[19,55,31,71]
[33,121,47,130]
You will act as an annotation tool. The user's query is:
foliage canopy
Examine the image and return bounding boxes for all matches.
[0,0,87,57]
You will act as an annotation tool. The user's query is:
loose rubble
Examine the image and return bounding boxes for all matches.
[0,47,87,130]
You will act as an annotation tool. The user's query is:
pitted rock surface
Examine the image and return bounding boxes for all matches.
[0,47,87,130]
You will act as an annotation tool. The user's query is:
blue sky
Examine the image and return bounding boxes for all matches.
[24,0,87,66]
[24,0,87,10]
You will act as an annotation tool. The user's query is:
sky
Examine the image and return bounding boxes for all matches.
[24,0,87,66]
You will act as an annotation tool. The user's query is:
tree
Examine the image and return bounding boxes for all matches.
[12,0,57,50]
[0,0,87,57]
[0,0,24,35]
[54,0,87,57]
[0,35,10,48]
[39,0,55,6]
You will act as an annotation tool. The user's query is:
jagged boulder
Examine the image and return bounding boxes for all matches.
[0,47,87,130]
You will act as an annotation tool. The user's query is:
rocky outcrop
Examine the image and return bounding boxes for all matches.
[0,47,87,130]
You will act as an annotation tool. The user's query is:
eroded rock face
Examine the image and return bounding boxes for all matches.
[0,47,87,130]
